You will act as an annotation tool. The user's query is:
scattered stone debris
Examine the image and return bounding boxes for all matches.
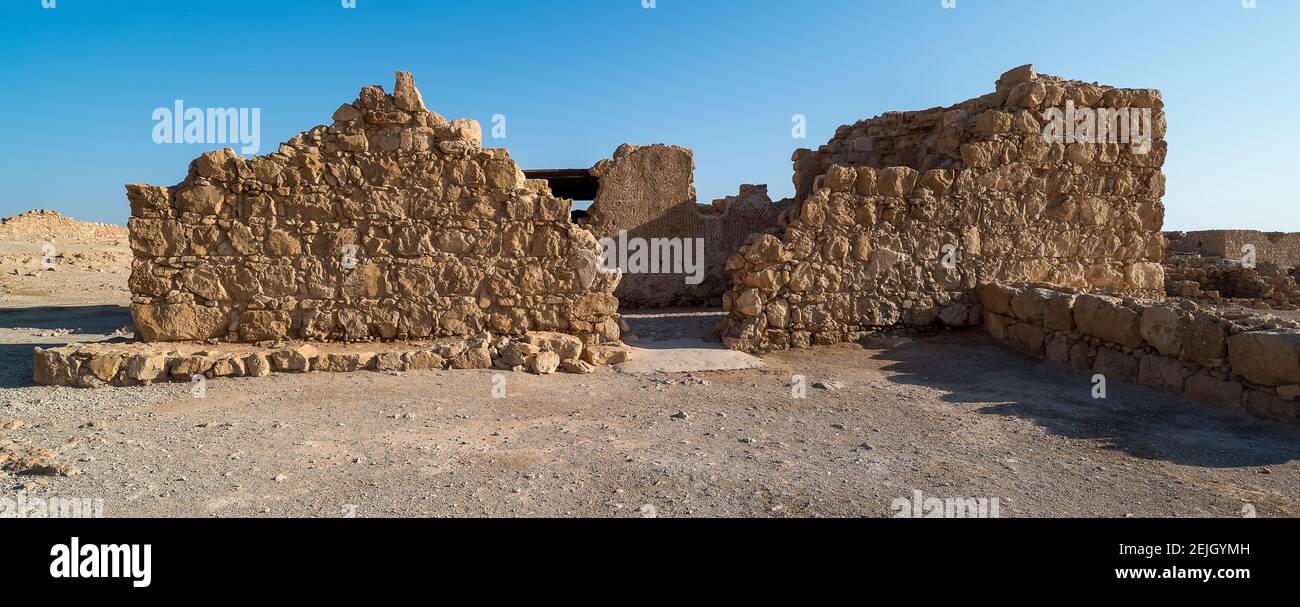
[0,438,81,477]
[33,334,637,388]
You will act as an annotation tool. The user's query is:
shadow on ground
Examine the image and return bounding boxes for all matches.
[0,305,131,333]
[0,305,132,388]
[870,331,1300,469]
[616,308,762,373]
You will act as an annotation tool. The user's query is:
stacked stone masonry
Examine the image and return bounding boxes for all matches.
[719,65,1167,352]
[580,144,795,308]
[126,73,620,346]
[983,283,1300,426]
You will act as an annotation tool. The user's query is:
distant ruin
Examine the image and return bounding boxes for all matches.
[1166,230,1300,267]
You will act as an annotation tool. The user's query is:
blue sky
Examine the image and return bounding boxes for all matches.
[1,0,1296,230]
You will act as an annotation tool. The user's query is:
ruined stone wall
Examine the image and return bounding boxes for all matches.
[984,283,1300,426]
[719,66,1167,351]
[1166,230,1300,267]
[791,65,1166,203]
[582,144,793,308]
[1166,256,1300,311]
[126,73,620,345]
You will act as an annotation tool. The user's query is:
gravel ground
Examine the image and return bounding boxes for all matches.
[2,307,1297,518]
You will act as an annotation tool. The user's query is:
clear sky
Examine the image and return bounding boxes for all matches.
[1,0,1296,231]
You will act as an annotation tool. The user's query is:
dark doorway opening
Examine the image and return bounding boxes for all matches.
[524,169,600,202]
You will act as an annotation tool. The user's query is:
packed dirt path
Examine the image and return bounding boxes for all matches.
[2,305,1297,518]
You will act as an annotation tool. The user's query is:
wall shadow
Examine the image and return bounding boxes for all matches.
[868,331,1300,469]
[0,304,133,389]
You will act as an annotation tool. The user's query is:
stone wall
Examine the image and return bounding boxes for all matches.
[581,144,793,308]
[1166,256,1300,311]
[126,73,620,346]
[718,66,1167,351]
[1166,230,1300,267]
[983,283,1300,426]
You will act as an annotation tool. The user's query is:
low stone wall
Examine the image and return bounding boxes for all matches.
[982,283,1300,425]
[33,333,634,388]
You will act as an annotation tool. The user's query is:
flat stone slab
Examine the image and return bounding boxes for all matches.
[614,338,763,375]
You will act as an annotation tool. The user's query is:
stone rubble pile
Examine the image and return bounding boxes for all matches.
[0,209,128,245]
[1165,256,1300,311]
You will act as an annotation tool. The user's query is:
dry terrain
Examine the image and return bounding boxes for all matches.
[1,212,1298,518]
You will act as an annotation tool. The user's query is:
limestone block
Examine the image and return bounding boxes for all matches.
[1074,294,1142,348]
[1227,330,1300,387]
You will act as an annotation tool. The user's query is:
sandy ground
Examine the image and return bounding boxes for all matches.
[2,305,1298,517]
[1,234,1298,518]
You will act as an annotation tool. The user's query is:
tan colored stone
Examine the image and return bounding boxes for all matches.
[528,351,561,375]
[1140,305,1185,357]
[125,353,169,383]
[132,303,227,342]
[244,353,271,378]
[1074,294,1142,348]
[33,348,72,386]
[560,358,595,374]
[1138,355,1192,393]
[1227,330,1300,387]
[524,331,584,360]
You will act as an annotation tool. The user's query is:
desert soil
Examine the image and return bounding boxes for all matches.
[1,214,1298,518]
